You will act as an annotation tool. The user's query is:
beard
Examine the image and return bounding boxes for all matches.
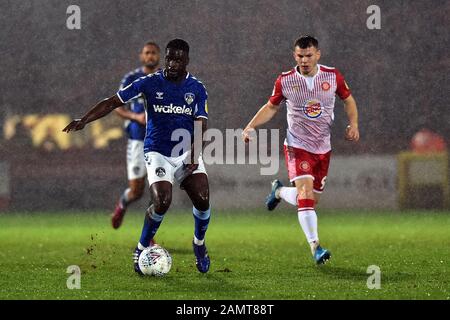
[144,60,159,69]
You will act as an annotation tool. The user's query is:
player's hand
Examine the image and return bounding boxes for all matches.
[345,125,360,142]
[62,119,86,133]
[242,127,256,143]
[134,113,146,125]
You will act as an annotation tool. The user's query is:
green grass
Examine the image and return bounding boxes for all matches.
[0,209,449,300]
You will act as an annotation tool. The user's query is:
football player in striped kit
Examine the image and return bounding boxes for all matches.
[243,35,360,264]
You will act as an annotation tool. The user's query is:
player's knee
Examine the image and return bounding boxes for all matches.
[194,200,209,212]
[194,190,209,212]
[153,193,172,214]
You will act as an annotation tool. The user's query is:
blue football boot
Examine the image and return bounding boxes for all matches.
[265,179,283,211]
[193,240,210,273]
[132,247,144,275]
[314,245,331,265]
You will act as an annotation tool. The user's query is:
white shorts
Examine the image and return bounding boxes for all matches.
[144,151,207,187]
[126,139,147,180]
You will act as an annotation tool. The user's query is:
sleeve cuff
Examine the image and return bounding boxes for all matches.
[116,92,126,104]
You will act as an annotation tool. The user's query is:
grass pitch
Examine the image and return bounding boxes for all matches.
[0,209,449,300]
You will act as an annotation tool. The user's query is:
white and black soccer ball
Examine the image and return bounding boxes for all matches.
[138,245,172,276]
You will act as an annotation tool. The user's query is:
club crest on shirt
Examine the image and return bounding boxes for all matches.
[184,93,195,105]
[304,99,322,118]
[321,82,330,91]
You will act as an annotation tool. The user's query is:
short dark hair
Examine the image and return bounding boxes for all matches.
[294,35,319,49]
[166,39,190,54]
[144,41,160,51]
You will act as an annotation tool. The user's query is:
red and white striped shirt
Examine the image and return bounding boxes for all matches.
[269,64,351,154]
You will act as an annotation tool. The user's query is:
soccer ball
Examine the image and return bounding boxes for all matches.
[138,245,172,276]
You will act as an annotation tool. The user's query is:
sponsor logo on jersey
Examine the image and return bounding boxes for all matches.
[321,82,330,91]
[184,93,195,105]
[156,92,164,99]
[303,99,322,118]
[152,103,193,115]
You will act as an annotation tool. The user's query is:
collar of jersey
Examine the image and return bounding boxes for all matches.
[161,69,190,85]
[295,64,321,79]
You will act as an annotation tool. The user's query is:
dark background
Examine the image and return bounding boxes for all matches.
[0,0,448,210]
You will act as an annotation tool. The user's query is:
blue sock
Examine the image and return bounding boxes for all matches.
[193,206,211,242]
[139,208,164,247]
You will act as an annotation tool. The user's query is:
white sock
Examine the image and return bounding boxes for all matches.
[137,242,147,250]
[193,235,204,246]
[278,187,298,206]
[297,209,319,253]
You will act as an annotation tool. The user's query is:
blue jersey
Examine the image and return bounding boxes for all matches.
[119,68,147,140]
[117,70,208,157]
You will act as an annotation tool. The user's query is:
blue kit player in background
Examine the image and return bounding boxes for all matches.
[111,41,161,230]
[63,39,212,274]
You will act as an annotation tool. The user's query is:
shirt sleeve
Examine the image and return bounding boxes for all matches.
[117,76,146,104]
[335,69,351,100]
[119,73,133,90]
[194,83,208,119]
[269,75,285,105]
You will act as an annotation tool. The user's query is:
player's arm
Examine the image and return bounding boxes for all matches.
[62,95,124,133]
[114,106,146,125]
[243,75,284,143]
[343,95,360,142]
[335,69,359,142]
[192,117,207,159]
[242,101,281,143]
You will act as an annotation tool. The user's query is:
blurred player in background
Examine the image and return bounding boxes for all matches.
[63,39,212,274]
[243,35,360,264]
[111,41,161,230]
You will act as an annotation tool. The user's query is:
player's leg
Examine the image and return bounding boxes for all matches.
[295,177,331,265]
[180,167,211,273]
[266,145,306,210]
[133,152,173,274]
[296,151,331,264]
[267,181,321,208]
[112,177,146,228]
[137,181,172,250]
[295,176,319,253]
[112,139,147,229]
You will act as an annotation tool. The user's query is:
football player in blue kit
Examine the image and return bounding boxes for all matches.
[111,41,161,230]
[63,39,211,274]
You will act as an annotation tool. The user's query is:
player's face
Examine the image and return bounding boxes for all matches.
[165,48,189,80]
[294,46,321,75]
[140,45,160,69]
